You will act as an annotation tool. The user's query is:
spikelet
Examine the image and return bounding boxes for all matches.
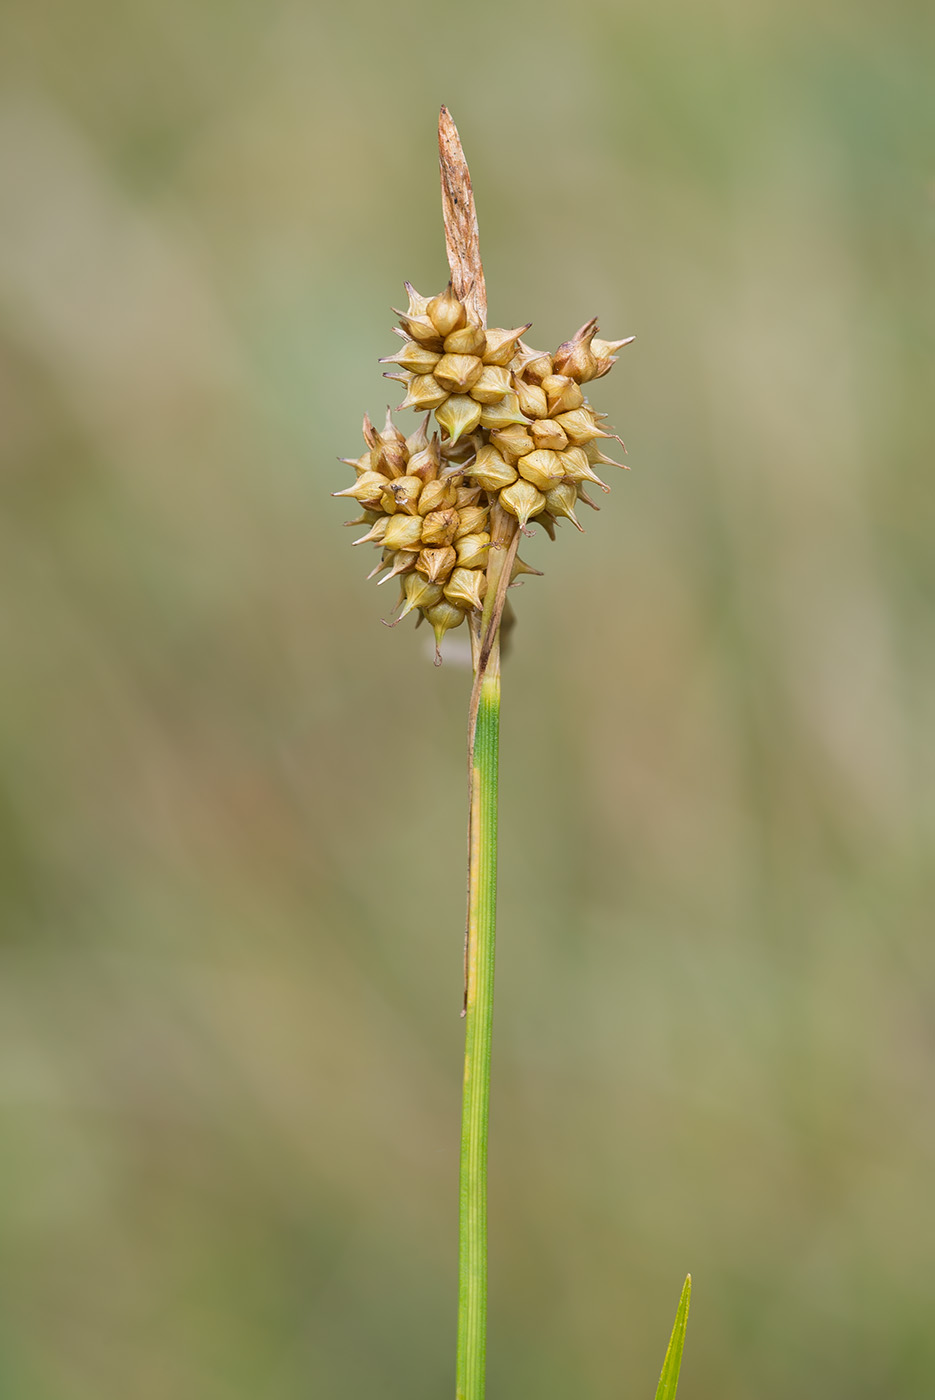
[334,407,491,643]
[334,262,631,655]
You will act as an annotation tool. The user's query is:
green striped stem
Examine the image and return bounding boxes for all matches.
[457,669,500,1400]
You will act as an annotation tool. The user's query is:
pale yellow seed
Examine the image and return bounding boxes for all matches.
[444,324,487,355]
[417,478,458,515]
[384,342,442,374]
[398,574,442,620]
[455,505,490,539]
[387,475,423,515]
[435,395,483,445]
[400,374,448,411]
[468,444,518,493]
[397,312,444,347]
[416,546,458,584]
[469,365,511,404]
[420,508,460,547]
[500,480,546,529]
[559,446,608,490]
[491,425,535,463]
[517,449,565,492]
[434,353,484,394]
[424,599,467,647]
[455,532,491,570]
[530,419,569,452]
[553,408,607,445]
[427,287,466,338]
[544,482,584,531]
[482,326,531,367]
[514,380,549,420]
[541,373,584,414]
[333,470,388,507]
[477,393,530,432]
[384,514,424,551]
[444,567,487,612]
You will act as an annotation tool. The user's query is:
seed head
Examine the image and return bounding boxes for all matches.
[330,120,632,661]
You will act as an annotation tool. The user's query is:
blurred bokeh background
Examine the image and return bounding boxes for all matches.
[1,1,934,1396]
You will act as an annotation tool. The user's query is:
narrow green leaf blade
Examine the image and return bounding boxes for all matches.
[653,1274,692,1400]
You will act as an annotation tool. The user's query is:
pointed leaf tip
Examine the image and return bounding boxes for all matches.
[653,1275,691,1400]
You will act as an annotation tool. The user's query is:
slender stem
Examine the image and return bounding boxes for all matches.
[458,663,500,1400]
[438,106,511,1400]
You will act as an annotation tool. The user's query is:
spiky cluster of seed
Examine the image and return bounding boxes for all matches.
[335,283,632,658]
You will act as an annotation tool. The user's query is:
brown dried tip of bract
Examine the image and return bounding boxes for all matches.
[438,105,486,327]
[330,107,634,662]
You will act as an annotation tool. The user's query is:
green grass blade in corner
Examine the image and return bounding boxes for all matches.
[653,1275,692,1400]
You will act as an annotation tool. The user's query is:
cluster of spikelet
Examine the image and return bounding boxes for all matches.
[334,283,632,659]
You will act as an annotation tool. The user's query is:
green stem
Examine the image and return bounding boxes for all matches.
[457,668,500,1400]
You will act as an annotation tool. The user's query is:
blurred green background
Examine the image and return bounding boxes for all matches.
[1,1,934,1396]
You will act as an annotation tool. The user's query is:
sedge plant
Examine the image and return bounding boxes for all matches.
[332,106,690,1400]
